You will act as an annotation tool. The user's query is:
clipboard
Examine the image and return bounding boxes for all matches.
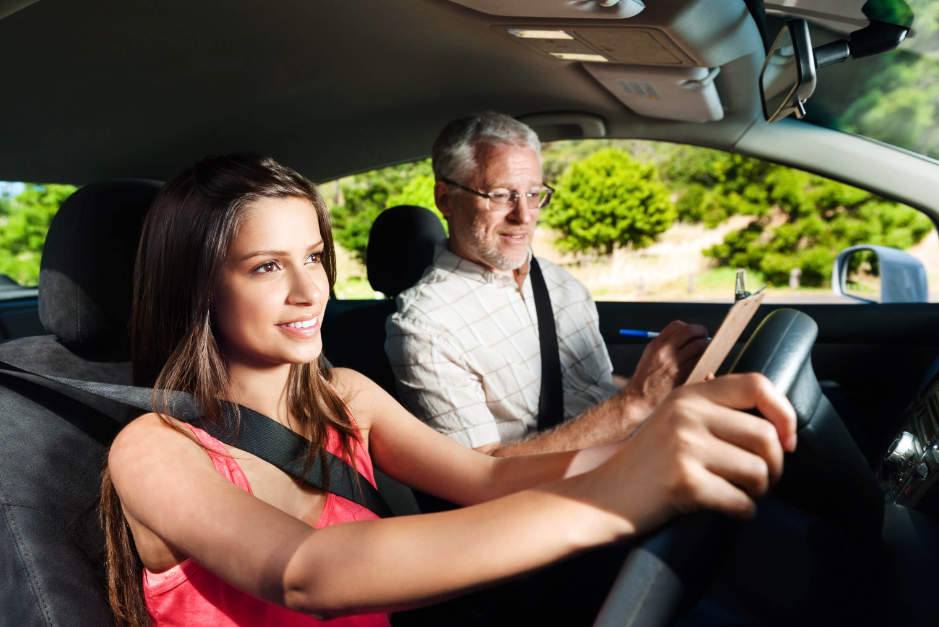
[685,291,766,385]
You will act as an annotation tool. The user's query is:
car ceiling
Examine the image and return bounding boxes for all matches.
[0,0,774,184]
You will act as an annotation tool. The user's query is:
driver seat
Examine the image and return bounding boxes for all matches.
[0,179,162,627]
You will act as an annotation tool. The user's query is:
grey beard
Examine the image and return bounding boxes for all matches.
[469,230,528,271]
[454,208,531,271]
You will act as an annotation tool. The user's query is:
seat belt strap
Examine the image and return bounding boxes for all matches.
[529,257,564,431]
[0,359,392,518]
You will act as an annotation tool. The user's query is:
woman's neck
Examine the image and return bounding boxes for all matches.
[225,361,294,429]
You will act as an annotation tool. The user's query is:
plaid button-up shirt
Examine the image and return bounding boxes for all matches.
[385,245,620,448]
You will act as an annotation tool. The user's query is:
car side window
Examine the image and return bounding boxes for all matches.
[324,143,938,305]
[535,140,938,305]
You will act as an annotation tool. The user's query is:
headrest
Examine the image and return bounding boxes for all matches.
[367,205,446,297]
[39,179,163,353]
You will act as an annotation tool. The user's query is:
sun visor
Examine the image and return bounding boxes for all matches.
[584,64,725,122]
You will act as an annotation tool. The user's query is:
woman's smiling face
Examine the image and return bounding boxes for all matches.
[212,196,329,371]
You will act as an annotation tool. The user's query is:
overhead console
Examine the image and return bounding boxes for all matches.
[444,0,763,123]
[444,0,647,20]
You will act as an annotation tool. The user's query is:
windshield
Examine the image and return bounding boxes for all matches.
[760,0,939,161]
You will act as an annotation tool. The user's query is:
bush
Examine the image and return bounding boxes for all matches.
[703,172,933,287]
[665,148,775,227]
[0,183,77,286]
[541,149,676,255]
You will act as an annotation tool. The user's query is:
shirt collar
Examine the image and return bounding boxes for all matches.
[433,241,532,289]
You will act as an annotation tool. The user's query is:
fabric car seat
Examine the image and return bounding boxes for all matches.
[322,205,445,400]
[0,180,162,627]
[0,187,430,627]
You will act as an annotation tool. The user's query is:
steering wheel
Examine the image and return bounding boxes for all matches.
[593,309,885,627]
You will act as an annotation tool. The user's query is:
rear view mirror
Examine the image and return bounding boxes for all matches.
[832,245,927,304]
[759,19,816,123]
[759,13,909,124]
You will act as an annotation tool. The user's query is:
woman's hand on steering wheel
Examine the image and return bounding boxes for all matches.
[589,372,798,542]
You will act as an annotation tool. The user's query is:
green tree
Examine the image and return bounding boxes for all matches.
[541,149,676,255]
[0,183,77,286]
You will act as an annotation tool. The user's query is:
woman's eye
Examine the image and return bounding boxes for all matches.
[253,261,280,274]
[306,252,323,265]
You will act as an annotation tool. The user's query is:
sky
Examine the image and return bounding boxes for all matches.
[0,182,25,198]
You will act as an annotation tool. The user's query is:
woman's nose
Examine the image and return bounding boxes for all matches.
[287,267,323,305]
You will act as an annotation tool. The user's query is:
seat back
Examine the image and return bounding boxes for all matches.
[0,179,161,627]
[325,205,445,400]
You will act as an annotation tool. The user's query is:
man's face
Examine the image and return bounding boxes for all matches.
[437,143,543,273]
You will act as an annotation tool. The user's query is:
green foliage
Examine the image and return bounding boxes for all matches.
[541,149,676,255]
[665,148,776,227]
[0,183,77,286]
[385,174,448,235]
[328,159,433,263]
[703,173,933,287]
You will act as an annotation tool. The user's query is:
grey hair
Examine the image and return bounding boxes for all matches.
[432,111,541,182]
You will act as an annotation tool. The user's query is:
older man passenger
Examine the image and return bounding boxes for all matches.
[385,111,708,457]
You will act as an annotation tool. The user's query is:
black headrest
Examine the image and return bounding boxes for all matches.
[39,179,163,353]
[367,205,446,297]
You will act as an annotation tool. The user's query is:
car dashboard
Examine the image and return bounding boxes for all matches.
[880,363,939,516]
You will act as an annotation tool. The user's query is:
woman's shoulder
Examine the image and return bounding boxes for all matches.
[326,367,381,398]
[326,367,394,427]
[108,413,211,486]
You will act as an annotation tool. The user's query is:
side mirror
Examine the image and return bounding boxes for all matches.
[831,245,927,304]
[759,19,817,123]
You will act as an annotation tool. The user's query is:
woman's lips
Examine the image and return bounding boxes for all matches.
[276,317,319,338]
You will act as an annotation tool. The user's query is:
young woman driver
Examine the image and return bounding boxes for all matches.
[102,153,797,627]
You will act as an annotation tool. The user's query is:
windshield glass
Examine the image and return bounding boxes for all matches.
[761,0,939,161]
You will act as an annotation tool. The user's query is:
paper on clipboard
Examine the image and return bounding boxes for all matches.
[685,291,766,385]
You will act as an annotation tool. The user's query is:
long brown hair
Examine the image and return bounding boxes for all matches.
[101,153,358,627]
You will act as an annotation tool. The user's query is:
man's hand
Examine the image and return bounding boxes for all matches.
[621,320,708,419]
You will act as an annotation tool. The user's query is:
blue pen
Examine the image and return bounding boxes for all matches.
[620,329,712,340]
[619,329,660,338]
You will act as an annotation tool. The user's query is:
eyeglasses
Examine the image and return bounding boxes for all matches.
[440,178,554,211]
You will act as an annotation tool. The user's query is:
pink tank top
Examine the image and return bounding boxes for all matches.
[142,415,391,627]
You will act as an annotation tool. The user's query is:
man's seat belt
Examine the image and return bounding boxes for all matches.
[529,257,564,432]
[0,358,393,518]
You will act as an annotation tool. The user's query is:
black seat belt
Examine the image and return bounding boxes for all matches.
[0,358,392,518]
[529,257,564,431]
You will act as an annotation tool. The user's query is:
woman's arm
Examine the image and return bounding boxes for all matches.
[330,367,622,505]
[109,373,796,618]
